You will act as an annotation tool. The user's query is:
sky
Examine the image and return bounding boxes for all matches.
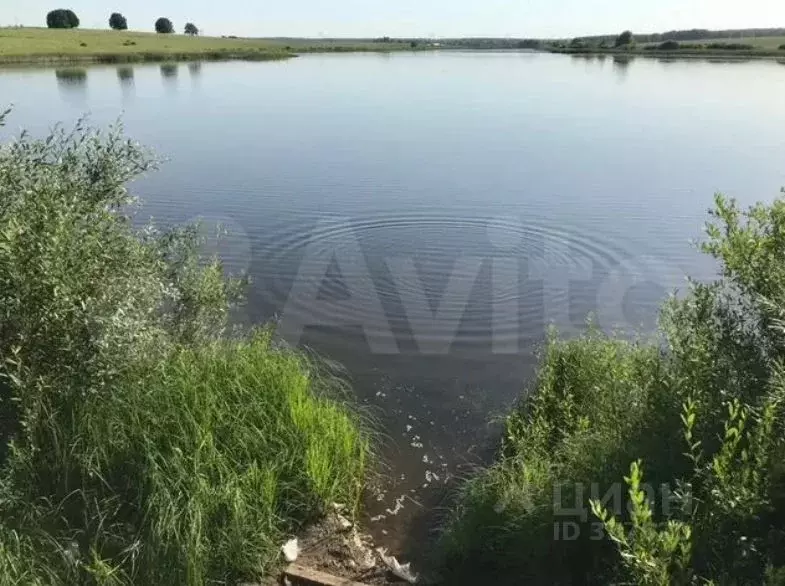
[7,0,785,38]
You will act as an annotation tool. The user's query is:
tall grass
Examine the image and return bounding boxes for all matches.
[0,110,369,584]
[439,192,785,585]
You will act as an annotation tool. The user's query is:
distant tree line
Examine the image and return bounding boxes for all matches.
[371,37,428,46]
[559,27,785,53]
[642,40,757,52]
[435,38,542,49]
[435,27,785,52]
[45,9,199,35]
[576,27,785,45]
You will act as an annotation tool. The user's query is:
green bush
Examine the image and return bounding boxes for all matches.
[438,328,668,584]
[439,190,785,585]
[0,111,369,584]
[658,40,681,50]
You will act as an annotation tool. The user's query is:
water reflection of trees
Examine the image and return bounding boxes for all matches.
[55,68,87,104]
[117,66,134,83]
[706,58,752,65]
[187,62,202,77]
[160,63,179,91]
[612,55,632,81]
[570,53,596,61]
[116,66,134,99]
[55,68,87,87]
[160,63,178,79]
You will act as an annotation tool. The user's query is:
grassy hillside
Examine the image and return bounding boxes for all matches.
[0,27,281,54]
[0,27,419,64]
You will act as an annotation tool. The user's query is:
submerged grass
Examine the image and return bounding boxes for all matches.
[0,111,370,584]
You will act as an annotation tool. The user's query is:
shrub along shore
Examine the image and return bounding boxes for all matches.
[437,192,785,584]
[0,111,369,584]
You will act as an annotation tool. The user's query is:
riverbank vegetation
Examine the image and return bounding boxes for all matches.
[438,191,785,584]
[0,111,370,584]
[550,40,785,58]
[560,27,785,48]
[550,29,785,58]
[432,29,785,58]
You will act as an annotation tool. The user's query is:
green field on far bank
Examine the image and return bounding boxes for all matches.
[0,27,422,64]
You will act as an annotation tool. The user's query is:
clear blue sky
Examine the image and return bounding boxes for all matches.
[7,0,785,38]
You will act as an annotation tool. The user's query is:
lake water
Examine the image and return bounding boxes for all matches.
[2,52,785,550]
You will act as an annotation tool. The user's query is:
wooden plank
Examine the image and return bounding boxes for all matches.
[284,563,371,586]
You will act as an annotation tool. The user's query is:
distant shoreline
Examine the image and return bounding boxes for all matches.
[5,48,785,67]
[2,26,784,66]
[0,52,293,66]
[546,47,785,60]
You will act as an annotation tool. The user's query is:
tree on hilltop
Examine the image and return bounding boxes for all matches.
[47,9,80,29]
[155,17,174,34]
[109,13,128,30]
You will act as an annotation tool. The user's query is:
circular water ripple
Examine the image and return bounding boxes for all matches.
[250,211,633,352]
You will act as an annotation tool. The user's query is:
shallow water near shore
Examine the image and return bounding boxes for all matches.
[2,51,785,553]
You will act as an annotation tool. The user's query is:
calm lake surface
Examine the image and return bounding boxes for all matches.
[2,52,785,547]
